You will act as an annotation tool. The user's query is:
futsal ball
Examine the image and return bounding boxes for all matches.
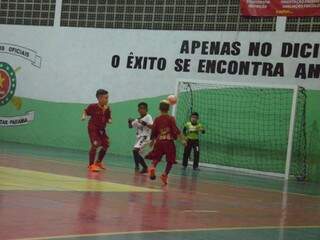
[167,95,177,105]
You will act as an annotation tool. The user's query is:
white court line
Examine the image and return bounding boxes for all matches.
[182,210,219,213]
[18,225,320,240]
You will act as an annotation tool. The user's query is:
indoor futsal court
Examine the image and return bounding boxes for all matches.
[1,141,319,240]
[1,0,320,240]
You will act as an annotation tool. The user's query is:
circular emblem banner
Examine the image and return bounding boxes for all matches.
[0,62,16,106]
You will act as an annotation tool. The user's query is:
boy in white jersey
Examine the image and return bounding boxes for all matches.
[128,102,153,174]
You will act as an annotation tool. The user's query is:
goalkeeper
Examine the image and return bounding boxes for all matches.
[182,112,205,170]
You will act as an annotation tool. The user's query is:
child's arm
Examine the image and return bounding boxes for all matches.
[81,110,88,121]
[182,126,187,136]
[82,105,94,121]
[107,106,112,124]
[129,118,151,129]
[128,118,134,128]
[177,133,187,146]
[149,139,155,147]
[197,124,205,134]
[145,123,153,129]
[149,118,158,145]
[131,119,141,128]
[139,115,153,129]
[139,120,153,129]
[171,117,187,146]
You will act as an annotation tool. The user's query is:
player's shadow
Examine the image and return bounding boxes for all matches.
[141,190,170,229]
[77,172,102,231]
[179,171,199,193]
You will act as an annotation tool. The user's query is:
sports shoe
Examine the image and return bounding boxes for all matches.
[88,164,100,172]
[149,167,156,180]
[95,162,106,170]
[160,174,168,185]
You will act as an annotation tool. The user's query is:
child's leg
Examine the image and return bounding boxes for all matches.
[161,141,176,185]
[96,147,107,170]
[132,149,140,170]
[89,145,97,165]
[133,148,148,171]
[138,139,150,172]
[164,141,176,176]
[96,133,109,163]
[192,140,200,169]
[182,140,192,167]
[133,137,142,170]
[92,132,109,170]
[88,144,101,171]
[159,161,173,185]
[148,160,159,180]
[164,162,173,175]
[88,129,99,166]
[151,159,160,168]
[138,154,148,172]
[145,140,164,180]
[97,148,107,162]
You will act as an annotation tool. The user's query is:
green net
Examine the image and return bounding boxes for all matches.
[175,81,307,179]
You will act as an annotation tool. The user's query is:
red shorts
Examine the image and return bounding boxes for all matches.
[88,127,109,149]
[146,140,176,164]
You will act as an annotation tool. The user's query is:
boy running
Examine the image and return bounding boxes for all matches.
[82,89,111,172]
[146,100,186,185]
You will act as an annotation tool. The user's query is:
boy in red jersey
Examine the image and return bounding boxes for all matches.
[146,100,186,185]
[81,89,111,172]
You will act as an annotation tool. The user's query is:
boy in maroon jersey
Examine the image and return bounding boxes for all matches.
[81,89,111,172]
[146,100,186,185]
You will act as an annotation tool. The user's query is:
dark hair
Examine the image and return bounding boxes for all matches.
[96,89,108,99]
[138,102,148,109]
[191,112,199,117]
[159,101,170,112]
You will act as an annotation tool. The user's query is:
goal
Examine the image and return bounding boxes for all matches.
[173,79,307,180]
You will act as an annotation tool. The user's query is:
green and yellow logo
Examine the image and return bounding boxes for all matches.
[0,62,22,109]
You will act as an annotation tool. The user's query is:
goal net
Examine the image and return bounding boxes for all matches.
[174,80,307,180]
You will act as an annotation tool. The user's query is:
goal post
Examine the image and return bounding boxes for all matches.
[173,79,307,180]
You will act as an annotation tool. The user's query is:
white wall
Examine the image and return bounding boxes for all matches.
[0,25,319,104]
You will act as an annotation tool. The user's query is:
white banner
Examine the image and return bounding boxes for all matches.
[0,26,319,104]
[0,111,35,127]
[0,43,41,68]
